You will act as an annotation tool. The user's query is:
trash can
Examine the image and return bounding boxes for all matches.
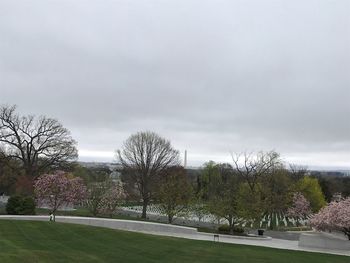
[258,229,264,236]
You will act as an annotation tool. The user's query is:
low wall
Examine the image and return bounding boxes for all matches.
[0,215,198,235]
[299,232,350,251]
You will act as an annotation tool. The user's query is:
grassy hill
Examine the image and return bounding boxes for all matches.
[0,219,348,263]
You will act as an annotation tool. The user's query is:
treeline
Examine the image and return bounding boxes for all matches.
[115,131,328,232]
[191,159,325,231]
[312,173,350,202]
[0,105,349,230]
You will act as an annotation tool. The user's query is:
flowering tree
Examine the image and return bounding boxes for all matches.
[97,183,125,217]
[287,192,312,222]
[310,197,350,240]
[34,171,87,220]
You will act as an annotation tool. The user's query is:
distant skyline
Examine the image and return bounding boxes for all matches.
[1,1,350,169]
[78,150,350,172]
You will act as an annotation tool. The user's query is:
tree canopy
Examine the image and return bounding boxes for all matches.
[0,105,77,179]
[118,131,180,218]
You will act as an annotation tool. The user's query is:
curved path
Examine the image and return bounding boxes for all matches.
[0,215,349,257]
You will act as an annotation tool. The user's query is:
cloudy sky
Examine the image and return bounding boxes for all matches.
[1,1,350,169]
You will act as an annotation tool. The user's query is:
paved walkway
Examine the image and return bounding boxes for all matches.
[0,215,349,257]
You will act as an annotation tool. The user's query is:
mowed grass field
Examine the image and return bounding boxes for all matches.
[0,220,348,263]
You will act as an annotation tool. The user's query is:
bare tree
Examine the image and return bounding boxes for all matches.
[0,105,77,178]
[117,131,180,218]
[231,151,281,192]
[289,164,308,182]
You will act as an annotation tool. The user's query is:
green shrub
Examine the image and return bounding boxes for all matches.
[218,224,244,234]
[21,197,36,215]
[6,196,36,215]
[232,226,244,233]
[218,224,230,232]
[5,196,21,215]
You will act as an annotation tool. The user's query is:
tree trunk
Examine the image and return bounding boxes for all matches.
[25,164,37,179]
[229,216,234,234]
[92,209,98,217]
[168,214,173,224]
[141,199,148,219]
[344,228,350,240]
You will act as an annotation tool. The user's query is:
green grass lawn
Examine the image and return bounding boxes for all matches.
[0,220,348,263]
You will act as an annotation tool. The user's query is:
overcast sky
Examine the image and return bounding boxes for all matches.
[1,1,350,169]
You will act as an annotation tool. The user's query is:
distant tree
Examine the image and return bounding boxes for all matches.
[120,169,140,201]
[0,155,19,195]
[198,161,221,201]
[190,200,208,223]
[157,166,193,223]
[316,176,336,202]
[34,171,86,220]
[341,177,350,197]
[201,163,243,233]
[86,180,113,216]
[286,192,311,225]
[236,182,264,224]
[316,175,350,202]
[117,131,180,219]
[97,183,125,217]
[232,151,281,192]
[261,168,293,215]
[310,197,350,240]
[289,164,308,182]
[73,164,110,183]
[231,151,282,225]
[296,176,326,212]
[0,105,77,179]
[86,180,125,217]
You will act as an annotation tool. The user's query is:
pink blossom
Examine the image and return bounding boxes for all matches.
[34,171,87,216]
[287,192,311,219]
[310,197,350,240]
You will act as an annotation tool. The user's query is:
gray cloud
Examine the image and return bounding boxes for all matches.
[1,0,350,168]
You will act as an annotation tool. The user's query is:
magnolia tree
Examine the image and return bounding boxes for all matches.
[287,192,311,225]
[310,197,350,240]
[34,171,87,221]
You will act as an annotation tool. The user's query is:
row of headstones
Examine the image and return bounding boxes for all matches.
[122,205,308,227]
